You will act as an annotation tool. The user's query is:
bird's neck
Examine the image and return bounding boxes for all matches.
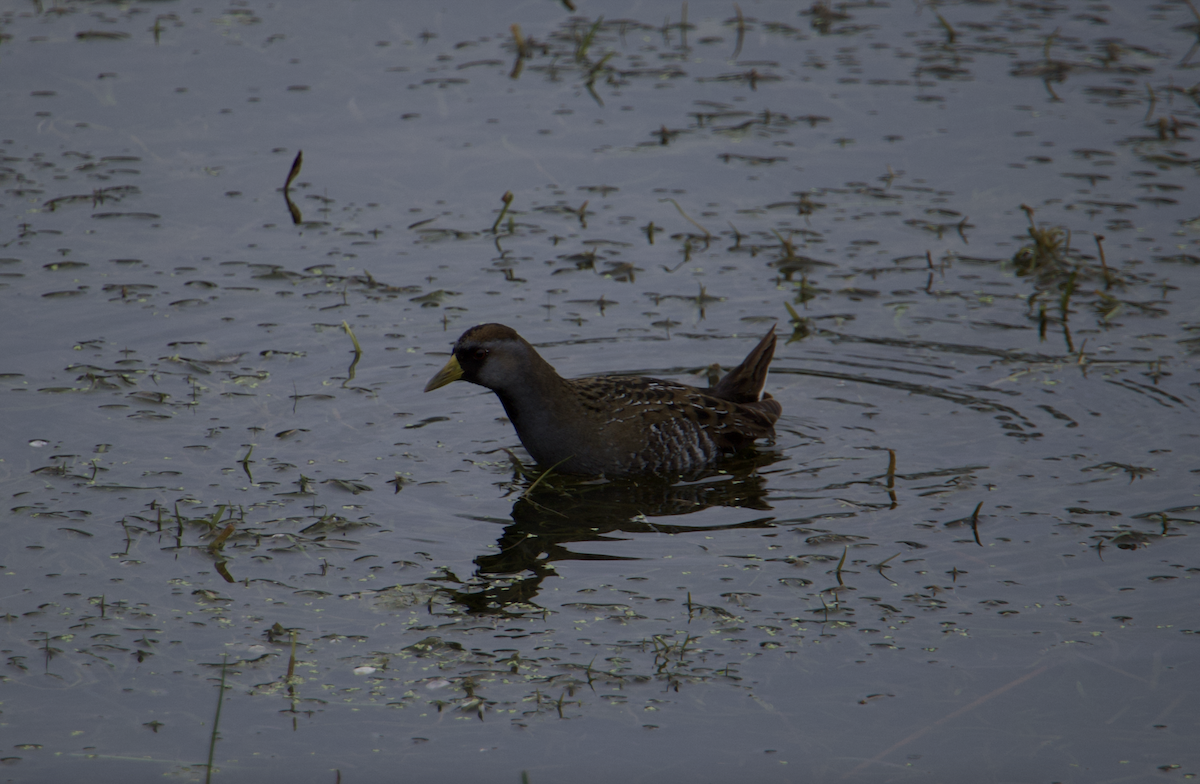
[492,355,569,433]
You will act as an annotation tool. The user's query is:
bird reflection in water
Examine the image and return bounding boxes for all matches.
[443,450,783,615]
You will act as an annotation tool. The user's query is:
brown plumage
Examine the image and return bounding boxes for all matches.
[424,324,781,477]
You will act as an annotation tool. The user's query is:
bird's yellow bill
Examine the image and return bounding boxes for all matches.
[424,356,463,392]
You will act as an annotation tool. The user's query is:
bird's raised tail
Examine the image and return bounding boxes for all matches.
[710,326,777,406]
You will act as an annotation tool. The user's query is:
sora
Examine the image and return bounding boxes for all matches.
[424,324,781,477]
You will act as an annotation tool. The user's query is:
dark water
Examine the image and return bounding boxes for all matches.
[2,1,1198,782]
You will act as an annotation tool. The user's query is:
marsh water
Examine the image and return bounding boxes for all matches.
[2,0,1199,782]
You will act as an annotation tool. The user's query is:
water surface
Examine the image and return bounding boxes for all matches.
[1,1,1198,782]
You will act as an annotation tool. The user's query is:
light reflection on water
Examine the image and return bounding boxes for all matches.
[1,0,1198,781]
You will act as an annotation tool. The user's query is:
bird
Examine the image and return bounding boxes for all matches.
[424,323,781,478]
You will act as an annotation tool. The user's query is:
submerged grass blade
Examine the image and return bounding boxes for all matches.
[204,655,229,784]
[660,197,711,239]
[284,150,303,191]
[732,3,744,60]
[342,321,363,384]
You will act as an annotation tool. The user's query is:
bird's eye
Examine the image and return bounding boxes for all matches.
[471,348,489,361]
